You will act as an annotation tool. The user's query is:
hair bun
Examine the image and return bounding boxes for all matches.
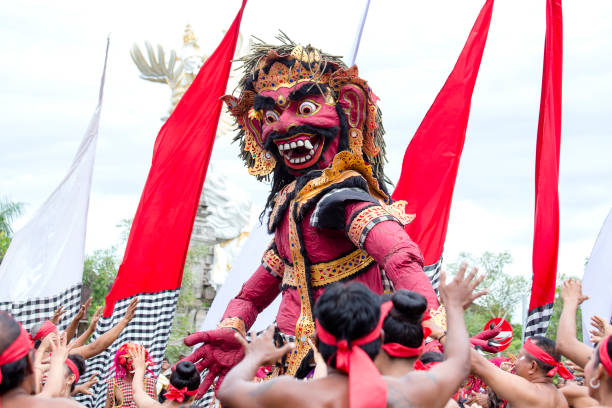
[175,361,197,378]
[391,290,427,324]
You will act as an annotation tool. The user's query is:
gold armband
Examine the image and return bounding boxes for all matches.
[217,317,246,337]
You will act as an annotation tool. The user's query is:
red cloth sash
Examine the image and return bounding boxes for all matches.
[599,335,612,378]
[165,384,197,403]
[315,301,393,408]
[381,325,432,358]
[523,338,573,379]
[32,319,57,341]
[0,323,33,384]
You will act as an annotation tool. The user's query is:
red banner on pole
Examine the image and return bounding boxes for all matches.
[525,0,563,338]
[392,0,494,266]
[103,0,248,316]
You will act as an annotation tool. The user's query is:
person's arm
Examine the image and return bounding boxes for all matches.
[71,306,102,349]
[129,345,160,408]
[73,298,138,359]
[399,265,486,408]
[470,348,541,406]
[560,383,599,408]
[216,326,297,408]
[40,333,74,397]
[556,279,591,367]
[64,297,92,343]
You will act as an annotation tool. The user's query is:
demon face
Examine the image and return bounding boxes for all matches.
[256,83,342,173]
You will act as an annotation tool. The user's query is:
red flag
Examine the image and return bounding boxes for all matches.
[525,0,563,338]
[391,0,494,266]
[103,0,248,316]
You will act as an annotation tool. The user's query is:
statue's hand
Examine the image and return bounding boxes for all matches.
[470,328,501,353]
[181,328,245,398]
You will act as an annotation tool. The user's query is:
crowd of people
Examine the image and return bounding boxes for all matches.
[0,267,610,407]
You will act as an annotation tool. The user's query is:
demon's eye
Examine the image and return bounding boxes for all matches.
[265,110,280,124]
[297,100,320,116]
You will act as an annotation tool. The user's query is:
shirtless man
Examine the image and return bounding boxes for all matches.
[217,265,486,408]
[470,336,569,408]
[0,311,81,408]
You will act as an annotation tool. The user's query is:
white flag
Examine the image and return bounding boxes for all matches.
[0,40,109,329]
[582,208,612,346]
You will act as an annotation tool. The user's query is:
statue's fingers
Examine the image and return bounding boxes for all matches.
[196,369,218,399]
[184,331,210,346]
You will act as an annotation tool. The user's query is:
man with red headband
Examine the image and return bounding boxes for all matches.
[470,335,570,407]
[0,311,80,407]
[216,266,485,408]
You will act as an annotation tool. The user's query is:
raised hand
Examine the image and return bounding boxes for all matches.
[234,326,294,366]
[91,306,103,326]
[122,298,139,323]
[182,328,248,398]
[51,305,67,324]
[438,263,487,310]
[76,297,93,320]
[128,345,148,372]
[561,279,589,305]
[590,315,612,344]
[72,373,98,396]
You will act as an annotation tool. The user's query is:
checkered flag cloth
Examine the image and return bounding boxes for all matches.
[524,302,554,339]
[0,283,82,332]
[75,290,179,408]
[424,256,443,295]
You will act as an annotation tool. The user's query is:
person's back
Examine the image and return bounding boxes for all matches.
[0,311,81,408]
[217,266,486,408]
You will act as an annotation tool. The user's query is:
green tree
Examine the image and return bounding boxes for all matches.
[82,247,119,316]
[166,244,209,362]
[447,251,529,355]
[0,198,24,263]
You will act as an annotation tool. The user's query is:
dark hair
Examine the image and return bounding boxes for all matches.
[314,282,382,367]
[418,351,444,365]
[0,312,30,395]
[527,336,561,373]
[66,354,86,393]
[382,290,427,350]
[170,361,200,392]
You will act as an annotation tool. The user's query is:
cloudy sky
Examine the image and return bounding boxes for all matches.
[1,0,611,286]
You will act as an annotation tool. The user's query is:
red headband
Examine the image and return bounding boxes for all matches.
[0,323,33,385]
[315,300,393,408]
[381,313,432,358]
[65,358,79,383]
[414,360,441,371]
[165,384,198,403]
[599,335,612,378]
[33,320,57,341]
[523,338,573,379]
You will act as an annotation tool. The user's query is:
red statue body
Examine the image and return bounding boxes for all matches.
[183,37,439,396]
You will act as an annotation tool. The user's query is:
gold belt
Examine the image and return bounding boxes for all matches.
[282,248,374,288]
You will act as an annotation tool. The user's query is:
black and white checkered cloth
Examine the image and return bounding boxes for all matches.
[524,302,554,339]
[0,283,82,332]
[75,289,179,408]
[424,256,443,295]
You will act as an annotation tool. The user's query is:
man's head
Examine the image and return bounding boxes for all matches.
[223,34,388,204]
[161,357,170,372]
[313,282,382,366]
[64,354,86,395]
[0,311,33,395]
[585,335,612,398]
[515,336,561,379]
